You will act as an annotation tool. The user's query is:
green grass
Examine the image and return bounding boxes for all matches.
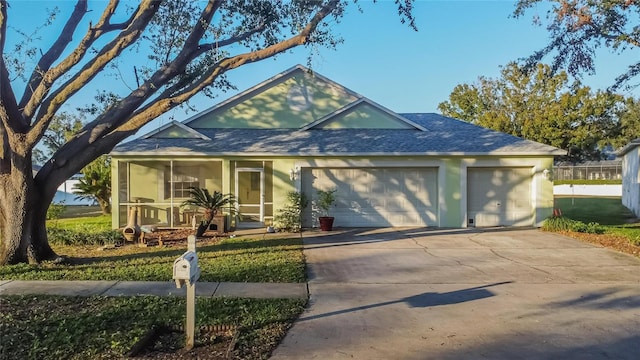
[59,205,104,218]
[554,197,635,225]
[49,214,112,227]
[0,295,306,359]
[554,197,640,245]
[0,236,305,282]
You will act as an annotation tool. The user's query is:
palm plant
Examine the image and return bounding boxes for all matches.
[74,155,111,214]
[182,187,238,237]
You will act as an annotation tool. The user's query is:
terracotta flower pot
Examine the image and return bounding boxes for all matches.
[319,216,335,231]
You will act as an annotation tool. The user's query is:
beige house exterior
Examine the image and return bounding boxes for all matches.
[110,65,564,230]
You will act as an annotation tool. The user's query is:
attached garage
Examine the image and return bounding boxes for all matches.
[302,167,439,227]
[467,167,534,227]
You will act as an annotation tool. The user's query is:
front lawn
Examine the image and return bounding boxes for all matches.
[0,235,305,282]
[0,213,308,359]
[0,295,306,359]
[0,214,306,282]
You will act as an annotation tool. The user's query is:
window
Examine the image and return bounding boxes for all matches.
[165,166,200,198]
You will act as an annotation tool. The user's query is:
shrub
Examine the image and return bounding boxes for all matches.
[316,189,337,217]
[47,225,123,246]
[47,202,66,220]
[273,191,308,232]
[542,216,574,232]
[542,215,604,234]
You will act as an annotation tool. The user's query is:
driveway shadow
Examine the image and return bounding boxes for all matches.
[300,281,512,322]
[301,227,537,249]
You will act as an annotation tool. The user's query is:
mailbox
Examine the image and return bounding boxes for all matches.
[173,251,200,288]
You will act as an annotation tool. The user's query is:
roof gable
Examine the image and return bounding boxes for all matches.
[301,99,426,131]
[184,65,359,129]
[142,121,210,140]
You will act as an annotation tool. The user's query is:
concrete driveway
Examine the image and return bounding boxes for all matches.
[271,228,640,360]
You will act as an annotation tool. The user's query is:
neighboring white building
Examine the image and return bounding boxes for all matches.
[33,166,93,205]
[617,139,640,217]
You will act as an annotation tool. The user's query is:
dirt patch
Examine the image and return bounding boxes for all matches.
[138,228,224,247]
[133,326,238,360]
[557,231,640,257]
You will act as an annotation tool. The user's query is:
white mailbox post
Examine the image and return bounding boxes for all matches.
[173,235,200,350]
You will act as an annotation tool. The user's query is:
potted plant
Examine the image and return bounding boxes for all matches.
[182,187,238,237]
[316,189,337,231]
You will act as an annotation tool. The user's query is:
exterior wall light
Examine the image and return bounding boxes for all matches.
[289,166,300,181]
[542,168,552,180]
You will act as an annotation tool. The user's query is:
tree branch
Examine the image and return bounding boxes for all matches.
[35,0,221,187]
[115,0,341,134]
[26,0,161,149]
[37,0,340,196]
[18,0,88,112]
[196,24,266,56]
[65,0,223,144]
[0,0,22,133]
[20,0,135,121]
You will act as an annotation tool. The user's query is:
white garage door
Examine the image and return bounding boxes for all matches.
[467,167,533,227]
[302,168,438,227]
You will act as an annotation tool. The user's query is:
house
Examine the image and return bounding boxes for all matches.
[110,65,565,230]
[617,139,640,217]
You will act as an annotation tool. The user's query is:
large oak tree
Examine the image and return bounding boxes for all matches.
[0,0,416,264]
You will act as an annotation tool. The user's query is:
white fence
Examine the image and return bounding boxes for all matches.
[553,184,622,197]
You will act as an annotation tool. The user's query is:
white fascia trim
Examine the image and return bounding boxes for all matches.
[293,158,445,168]
[110,151,565,157]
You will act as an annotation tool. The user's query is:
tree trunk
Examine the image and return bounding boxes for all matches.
[195,209,215,237]
[98,198,111,215]
[0,155,58,265]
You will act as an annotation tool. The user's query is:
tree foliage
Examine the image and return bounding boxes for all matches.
[514,0,640,90]
[438,62,627,162]
[33,112,84,165]
[0,0,416,264]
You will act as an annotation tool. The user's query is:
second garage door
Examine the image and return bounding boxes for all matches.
[467,167,533,227]
[302,168,438,227]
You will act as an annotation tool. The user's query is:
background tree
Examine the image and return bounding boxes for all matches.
[0,0,417,264]
[609,97,640,149]
[514,0,640,90]
[73,155,111,215]
[438,62,626,162]
[33,112,84,165]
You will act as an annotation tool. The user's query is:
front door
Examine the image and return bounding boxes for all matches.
[236,168,264,226]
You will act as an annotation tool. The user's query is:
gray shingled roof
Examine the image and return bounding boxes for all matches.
[112,113,565,156]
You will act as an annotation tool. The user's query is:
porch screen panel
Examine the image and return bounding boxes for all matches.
[264,161,273,220]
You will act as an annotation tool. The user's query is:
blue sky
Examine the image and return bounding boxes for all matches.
[6,1,640,135]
